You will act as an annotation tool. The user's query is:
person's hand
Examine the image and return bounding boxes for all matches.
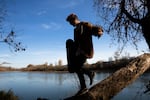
[97,28,103,38]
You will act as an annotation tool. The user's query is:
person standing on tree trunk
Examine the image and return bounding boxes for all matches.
[66,13,103,94]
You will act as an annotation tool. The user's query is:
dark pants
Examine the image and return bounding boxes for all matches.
[66,39,92,89]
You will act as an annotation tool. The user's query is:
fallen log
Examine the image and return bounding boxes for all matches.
[64,53,150,100]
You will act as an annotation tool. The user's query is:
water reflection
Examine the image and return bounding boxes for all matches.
[0,71,150,100]
[113,72,150,100]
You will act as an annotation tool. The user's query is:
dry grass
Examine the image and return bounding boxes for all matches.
[0,57,135,72]
[21,64,67,72]
[0,90,19,100]
[0,66,16,71]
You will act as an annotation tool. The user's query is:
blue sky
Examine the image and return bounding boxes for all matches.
[0,0,148,68]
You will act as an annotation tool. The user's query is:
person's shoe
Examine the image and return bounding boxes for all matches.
[89,72,95,85]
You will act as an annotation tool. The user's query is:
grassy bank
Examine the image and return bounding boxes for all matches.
[0,66,18,72]
[0,57,137,72]
[0,90,19,100]
[19,57,135,72]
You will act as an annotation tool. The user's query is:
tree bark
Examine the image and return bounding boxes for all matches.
[141,17,150,49]
[64,53,150,100]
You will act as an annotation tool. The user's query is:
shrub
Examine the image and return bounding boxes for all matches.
[0,90,19,100]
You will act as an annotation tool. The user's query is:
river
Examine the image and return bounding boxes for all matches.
[0,71,150,100]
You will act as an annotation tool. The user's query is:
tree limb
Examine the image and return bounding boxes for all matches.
[121,0,141,24]
[65,53,150,100]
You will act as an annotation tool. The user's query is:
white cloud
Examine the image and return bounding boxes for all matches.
[31,50,51,56]
[41,24,51,29]
[41,22,62,30]
[0,61,11,65]
[37,10,47,16]
[0,54,12,58]
[60,1,78,8]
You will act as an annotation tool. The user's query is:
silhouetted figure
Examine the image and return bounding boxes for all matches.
[66,13,103,94]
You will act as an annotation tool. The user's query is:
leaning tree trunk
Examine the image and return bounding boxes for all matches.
[143,31,150,49]
[141,13,150,49]
[64,53,150,100]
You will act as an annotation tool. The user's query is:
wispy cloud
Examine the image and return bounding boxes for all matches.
[29,49,64,57]
[0,54,12,58]
[41,24,51,29]
[37,10,47,16]
[41,22,62,30]
[0,62,11,65]
[60,1,78,9]
[31,50,51,56]
[0,54,12,65]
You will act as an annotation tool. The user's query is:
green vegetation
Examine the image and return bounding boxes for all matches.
[0,90,19,100]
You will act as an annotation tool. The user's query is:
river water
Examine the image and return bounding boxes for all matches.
[0,71,150,100]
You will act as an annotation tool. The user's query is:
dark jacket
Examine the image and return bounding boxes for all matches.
[74,22,102,58]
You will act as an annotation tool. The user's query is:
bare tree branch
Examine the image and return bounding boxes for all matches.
[120,0,141,24]
[93,0,150,51]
